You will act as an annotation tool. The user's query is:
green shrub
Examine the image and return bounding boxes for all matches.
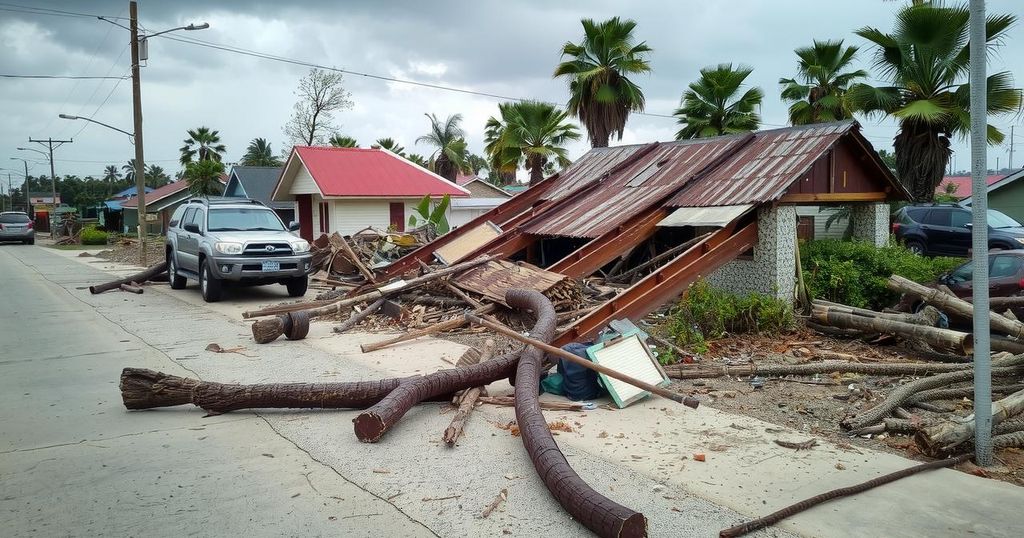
[80,225,109,245]
[800,239,961,310]
[664,280,794,354]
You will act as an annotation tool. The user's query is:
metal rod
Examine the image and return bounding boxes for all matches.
[464,313,700,408]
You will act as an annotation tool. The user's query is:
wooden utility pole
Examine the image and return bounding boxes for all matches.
[130,0,148,265]
[28,137,72,239]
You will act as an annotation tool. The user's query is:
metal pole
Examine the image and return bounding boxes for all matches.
[130,0,147,265]
[21,158,29,213]
[969,0,992,466]
[1010,125,1015,170]
[47,139,57,239]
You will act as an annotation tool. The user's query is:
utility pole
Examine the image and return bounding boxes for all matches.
[968,0,992,467]
[130,0,148,265]
[1009,125,1015,170]
[28,137,72,239]
[6,173,11,211]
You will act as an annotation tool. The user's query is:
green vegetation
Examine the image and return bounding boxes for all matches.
[664,280,793,354]
[779,39,866,125]
[184,160,226,196]
[179,126,226,165]
[674,64,763,139]
[408,194,451,235]
[328,134,359,148]
[417,114,469,182]
[80,225,109,245]
[484,101,580,186]
[801,239,961,310]
[240,138,283,166]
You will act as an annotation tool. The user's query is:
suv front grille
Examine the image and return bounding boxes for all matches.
[243,242,293,257]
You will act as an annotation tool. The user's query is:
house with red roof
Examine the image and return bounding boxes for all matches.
[935,174,1005,200]
[272,146,469,240]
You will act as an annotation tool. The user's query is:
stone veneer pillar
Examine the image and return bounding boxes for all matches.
[707,205,797,301]
[851,202,890,246]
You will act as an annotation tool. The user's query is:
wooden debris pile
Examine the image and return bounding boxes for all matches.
[307,228,431,289]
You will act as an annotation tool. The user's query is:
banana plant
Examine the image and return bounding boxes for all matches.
[408,194,451,235]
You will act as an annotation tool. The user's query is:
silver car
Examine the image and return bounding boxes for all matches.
[0,212,35,244]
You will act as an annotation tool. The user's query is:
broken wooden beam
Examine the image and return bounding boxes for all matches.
[333,297,386,334]
[89,261,167,294]
[359,304,498,353]
[442,339,495,447]
[810,309,973,355]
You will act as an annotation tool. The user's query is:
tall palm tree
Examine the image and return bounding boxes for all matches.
[405,154,429,168]
[674,64,763,140]
[375,137,405,156]
[184,159,226,196]
[102,165,120,184]
[179,126,226,165]
[849,3,1021,202]
[240,138,282,166]
[146,165,171,188]
[553,17,652,148]
[779,40,868,125]
[485,101,581,186]
[416,113,468,182]
[328,134,359,148]
[122,159,137,182]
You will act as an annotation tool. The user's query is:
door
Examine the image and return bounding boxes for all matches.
[797,216,814,241]
[178,208,203,272]
[296,194,313,241]
[989,254,1024,297]
[920,208,968,256]
[318,201,330,234]
[389,202,405,232]
[947,208,974,254]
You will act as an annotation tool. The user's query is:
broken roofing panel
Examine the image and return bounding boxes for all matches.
[540,144,647,202]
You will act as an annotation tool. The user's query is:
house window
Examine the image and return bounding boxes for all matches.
[797,216,815,241]
[318,201,330,233]
[389,202,405,232]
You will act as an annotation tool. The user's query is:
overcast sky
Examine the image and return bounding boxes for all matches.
[1,0,1022,185]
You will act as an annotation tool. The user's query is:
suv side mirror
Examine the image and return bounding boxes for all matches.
[183,223,201,234]
[288,220,300,232]
[964,222,973,229]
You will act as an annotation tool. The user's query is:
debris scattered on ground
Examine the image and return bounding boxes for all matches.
[481,488,508,518]
[773,438,817,451]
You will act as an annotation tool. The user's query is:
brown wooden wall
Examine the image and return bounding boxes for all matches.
[783,139,894,201]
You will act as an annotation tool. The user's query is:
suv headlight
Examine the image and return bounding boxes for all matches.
[290,239,310,253]
[214,241,244,255]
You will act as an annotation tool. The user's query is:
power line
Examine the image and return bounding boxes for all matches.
[0,74,128,80]
[0,3,126,20]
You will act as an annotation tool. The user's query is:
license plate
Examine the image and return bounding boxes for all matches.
[261,261,280,272]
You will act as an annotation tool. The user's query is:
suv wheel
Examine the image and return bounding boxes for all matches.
[905,239,925,255]
[200,262,223,302]
[286,275,308,297]
[167,251,187,289]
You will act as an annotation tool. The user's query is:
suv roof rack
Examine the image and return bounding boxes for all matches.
[185,196,266,207]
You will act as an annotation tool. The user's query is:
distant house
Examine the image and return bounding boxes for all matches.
[122,179,225,235]
[271,146,469,240]
[99,186,154,231]
[451,174,512,227]
[223,166,294,224]
[936,174,1006,200]
[961,168,1024,223]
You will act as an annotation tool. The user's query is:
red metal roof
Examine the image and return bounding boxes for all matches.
[667,122,854,207]
[293,146,468,197]
[121,180,188,208]
[936,174,1005,199]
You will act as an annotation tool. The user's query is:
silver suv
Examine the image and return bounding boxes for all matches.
[166,198,312,302]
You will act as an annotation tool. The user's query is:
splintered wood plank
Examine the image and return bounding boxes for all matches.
[452,260,568,305]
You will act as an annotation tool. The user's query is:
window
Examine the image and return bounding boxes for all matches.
[950,210,971,229]
[991,255,1023,279]
[180,208,196,229]
[922,209,951,227]
[987,209,1023,229]
[904,207,929,223]
[0,213,30,223]
[318,202,330,233]
[168,207,185,227]
[186,208,205,232]
[949,261,973,283]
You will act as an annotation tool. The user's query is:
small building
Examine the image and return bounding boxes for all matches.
[122,179,224,235]
[961,168,1024,223]
[936,173,1006,200]
[98,186,154,231]
[271,146,469,240]
[223,166,294,224]
[450,174,512,228]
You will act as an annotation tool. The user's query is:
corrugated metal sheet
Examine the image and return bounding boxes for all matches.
[541,145,647,202]
[657,204,753,228]
[524,136,746,238]
[667,121,854,208]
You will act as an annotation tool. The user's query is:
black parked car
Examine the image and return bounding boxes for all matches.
[891,204,1024,257]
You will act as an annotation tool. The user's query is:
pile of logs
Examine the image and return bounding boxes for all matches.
[89,261,168,295]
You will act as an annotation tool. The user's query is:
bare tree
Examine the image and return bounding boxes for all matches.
[283,68,353,149]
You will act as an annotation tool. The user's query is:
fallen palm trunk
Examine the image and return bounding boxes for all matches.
[351,291,546,443]
[849,417,921,436]
[888,274,1024,339]
[812,300,939,326]
[666,361,971,380]
[915,388,1024,456]
[89,261,167,294]
[333,297,386,334]
[811,308,972,355]
[443,340,495,447]
[910,383,1024,403]
[119,368,406,412]
[119,282,144,294]
[359,304,497,353]
[991,335,1024,354]
[511,289,647,538]
[989,296,1024,310]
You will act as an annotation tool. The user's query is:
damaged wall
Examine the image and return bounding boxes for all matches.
[707,205,797,300]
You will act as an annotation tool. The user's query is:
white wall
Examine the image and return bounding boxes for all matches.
[290,166,320,195]
[795,205,849,240]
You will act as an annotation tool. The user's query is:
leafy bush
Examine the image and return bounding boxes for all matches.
[80,225,109,245]
[664,280,794,354]
[801,239,961,310]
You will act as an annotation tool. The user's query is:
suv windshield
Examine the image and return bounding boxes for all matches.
[0,213,30,223]
[207,208,285,232]
[987,209,1022,229]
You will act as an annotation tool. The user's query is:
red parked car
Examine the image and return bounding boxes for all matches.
[897,250,1024,318]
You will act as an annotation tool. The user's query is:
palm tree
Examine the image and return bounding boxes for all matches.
[484,119,517,185]
[849,3,1021,202]
[553,17,652,148]
[416,113,468,182]
[179,126,226,165]
[375,137,405,156]
[328,134,359,148]
[122,159,137,182]
[146,165,171,188]
[779,40,868,125]
[406,154,429,168]
[674,64,763,140]
[240,138,282,166]
[184,159,225,196]
[485,101,581,186]
[102,165,120,183]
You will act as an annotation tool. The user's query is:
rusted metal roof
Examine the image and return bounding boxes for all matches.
[524,136,747,238]
[540,144,648,202]
[452,260,569,304]
[667,121,854,208]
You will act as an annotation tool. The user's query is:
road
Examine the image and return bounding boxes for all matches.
[0,244,768,537]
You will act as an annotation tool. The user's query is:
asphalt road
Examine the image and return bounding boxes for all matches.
[0,244,772,537]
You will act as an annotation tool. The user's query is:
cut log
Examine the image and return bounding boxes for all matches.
[812,300,940,326]
[352,291,549,443]
[477,396,587,411]
[359,304,497,353]
[442,339,495,447]
[333,297,386,334]
[510,290,648,538]
[810,308,972,355]
[989,296,1024,310]
[915,388,1024,456]
[888,274,1024,338]
[119,283,144,294]
[89,261,167,294]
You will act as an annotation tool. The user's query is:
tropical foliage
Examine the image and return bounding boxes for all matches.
[553,17,652,148]
[184,159,226,196]
[122,159,137,182]
[405,154,429,168]
[328,134,359,148]
[484,101,580,185]
[241,138,282,166]
[779,39,867,125]
[848,3,1021,201]
[407,194,451,235]
[145,165,171,188]
[417,113,468,182]
[179,126,226,165]
[102,165,120,183]
[675,64,763,139]
[375,137,405,156]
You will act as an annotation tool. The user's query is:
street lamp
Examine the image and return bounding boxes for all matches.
[9,157,31,212]
[58,114,134,140]
[98,1,209,265]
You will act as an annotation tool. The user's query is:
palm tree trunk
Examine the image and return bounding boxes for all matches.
[435,154,456,182]
[895,120,952,202]
[528,156,545,186]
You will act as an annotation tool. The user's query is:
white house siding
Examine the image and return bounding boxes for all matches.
[290,166,320,195]
[450,207,490,228]
[794,205,849,240]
